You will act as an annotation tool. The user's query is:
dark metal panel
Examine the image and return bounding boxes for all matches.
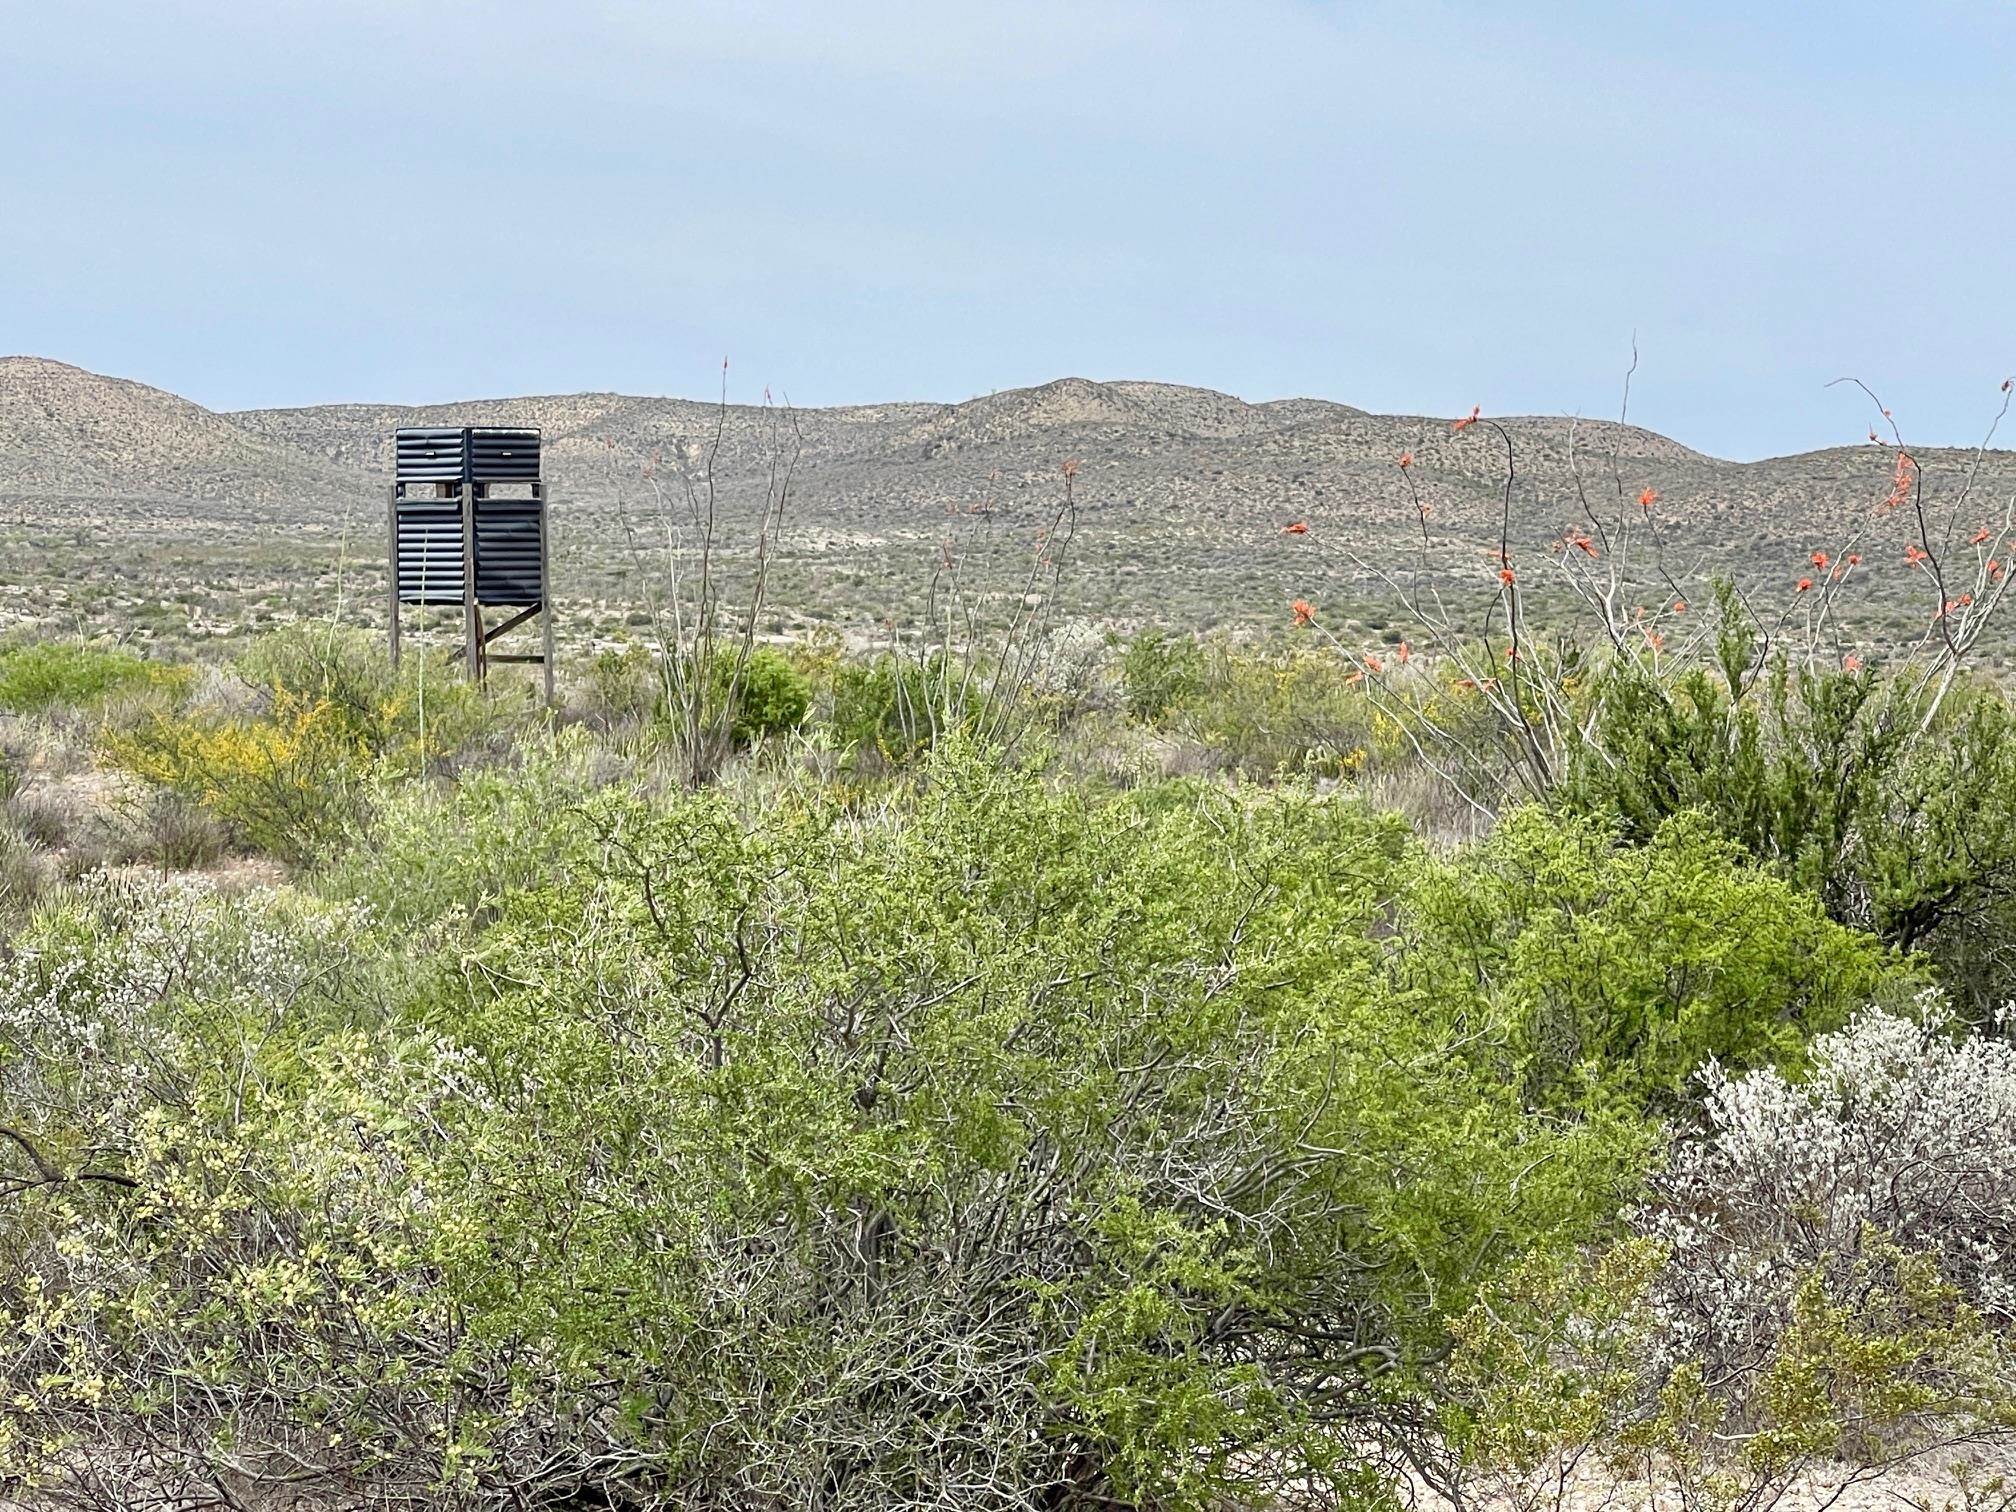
[471,490,546,604]
[393,497,469,604]
[394,427,468,482]
[390,430,550,611]
[467,427,541,482]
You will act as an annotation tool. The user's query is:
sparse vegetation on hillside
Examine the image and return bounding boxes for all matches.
[7,358,2016,660]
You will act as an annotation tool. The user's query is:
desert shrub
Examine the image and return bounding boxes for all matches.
[1176,643,1376,777]
[826,651,945,767]
[712,643,811,744]
[237,625,496,763]
[0,820,52,915]
[385,753,1648,1507]
[102,688,368,864]
[313,728,603,930]
[1559,644,2016,1019]
[97,629,522,864]
[0,755,1651,1509]
[119,789,230,873]
[1440,1234,2013,1510]
[1399,807,1901,1111]
[1641,997,2016,1362]
[0,877,413,1507]
[578,643,660,731]
[1118,627,1203,724]
[1437,999,2016,1504]
[574,643,807,751]
[0,640,186,715]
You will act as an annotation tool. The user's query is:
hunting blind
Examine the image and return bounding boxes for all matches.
[388,426,553,698]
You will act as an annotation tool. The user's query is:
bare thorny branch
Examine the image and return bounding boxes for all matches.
[611,360,805,784]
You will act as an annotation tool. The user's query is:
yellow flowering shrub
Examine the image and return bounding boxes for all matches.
[102,689,368,862]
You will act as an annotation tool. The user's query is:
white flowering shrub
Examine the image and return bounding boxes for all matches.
[1640,992,2016,1384]
[0,876,434,1506]
[1434,998,2016,1508]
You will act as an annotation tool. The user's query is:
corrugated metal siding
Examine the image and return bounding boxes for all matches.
[394,500,468,604]
[473,498,543,604]
[394,427,466,482]
[468,427,540,482]
[393,426,546,606]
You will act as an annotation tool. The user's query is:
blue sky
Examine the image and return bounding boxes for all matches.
[4,0,2012,459]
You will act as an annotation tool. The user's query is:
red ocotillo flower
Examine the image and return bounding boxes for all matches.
[1638,486,1658,513]
[1451,405,1481,433]
[1365,653,1384,674]
[1796,577,1814,592]
[1396,640,1411,663]
[1906,544,1930,568]
[1883,452,1918,512]
[1398,449,1415,469]
[1498,566,1516,585]
[1973,525,1993,545]
[1845,552,1862,567]
[1811,550,1830,571]
[1844,653,1864,672]
[1290,598,1316,626]
[1283,521,1309,535]
[1990,559,2005,580]
[1672,599,1687,614]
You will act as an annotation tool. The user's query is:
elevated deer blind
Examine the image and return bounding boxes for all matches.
[388,425,553,697]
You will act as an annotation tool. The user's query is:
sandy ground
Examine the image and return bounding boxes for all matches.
[1415,1444,2016,1512]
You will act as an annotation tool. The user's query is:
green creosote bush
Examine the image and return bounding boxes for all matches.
[0,748,1653,1509]
[577,643,809,748]
[311,726,602,931]
[710,643,811,745]
[827,651,951,768]
[0,640,189,715]
[1117,626,1204,724]
[1560,643,2016,1020]
[1399,806,1902,1112]
[1174,642,1380,778]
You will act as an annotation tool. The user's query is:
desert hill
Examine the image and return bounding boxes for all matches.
[2,358,2012,647]
[0,357,368,506]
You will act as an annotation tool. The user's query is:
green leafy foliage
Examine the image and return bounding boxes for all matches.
[1401,807,1900,1110]
[0,640,187,714]
[1118,627,1204,724]
[711,643,811,743]
[1,621,2013,1508]
[1561,648,2016,1018]
[0,747,1658,1507]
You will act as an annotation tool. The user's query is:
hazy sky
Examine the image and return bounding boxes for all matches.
[5,0,2012,459]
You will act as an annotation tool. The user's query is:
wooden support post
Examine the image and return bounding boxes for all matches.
[460,481,482,683]
[538,483,556,706]
[386,484,401,669]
